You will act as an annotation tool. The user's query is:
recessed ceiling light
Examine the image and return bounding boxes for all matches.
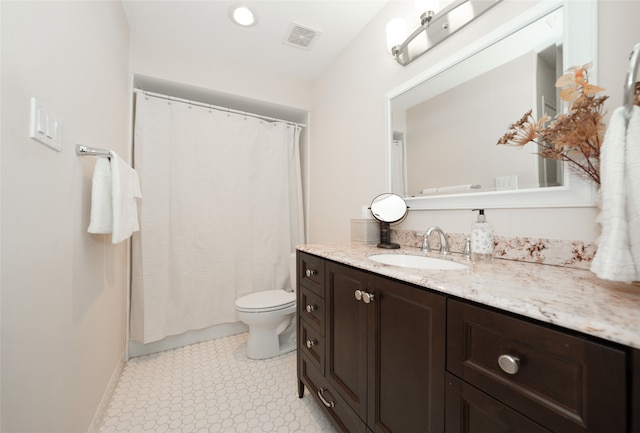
[230,5,257,27]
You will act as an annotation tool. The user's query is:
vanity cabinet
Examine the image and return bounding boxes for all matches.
[633,348,640,433]
[297,250,634,433]
[446,299,628,433]
[297,252,446,433]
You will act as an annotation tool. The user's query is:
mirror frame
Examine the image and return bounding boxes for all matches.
[384,0,598,210]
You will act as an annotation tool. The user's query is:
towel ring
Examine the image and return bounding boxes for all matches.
[624,42,640,121]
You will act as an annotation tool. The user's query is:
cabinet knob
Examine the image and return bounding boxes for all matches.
[305,269,317,277]
[317,388,335,408]
[362,292,374,304]
[306,339,315,349]
[305,304,316,313]
[354,290,374,303]
[498,354,520,375]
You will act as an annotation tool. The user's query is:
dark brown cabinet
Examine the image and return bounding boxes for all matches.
[446,299,628,433]
[445,372,552,433]
[634,348,640,433]
[297,251,635,433]
[297,252,446,433]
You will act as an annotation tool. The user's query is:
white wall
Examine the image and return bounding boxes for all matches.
[309,0,640,244]
[1,2,130,432]
[129,32,312,113]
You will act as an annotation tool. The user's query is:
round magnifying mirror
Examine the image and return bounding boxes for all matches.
[369,193,409,249]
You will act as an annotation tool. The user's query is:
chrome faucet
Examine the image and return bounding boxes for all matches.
[421,226,450,255]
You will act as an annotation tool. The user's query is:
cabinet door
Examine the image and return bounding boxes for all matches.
[368,276,446,433]
[445,373,552,433]
[325,261,369,421]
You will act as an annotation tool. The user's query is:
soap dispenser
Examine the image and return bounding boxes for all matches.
[470,209,494,261]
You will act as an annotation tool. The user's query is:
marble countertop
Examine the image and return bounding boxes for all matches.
[297,243,640,350]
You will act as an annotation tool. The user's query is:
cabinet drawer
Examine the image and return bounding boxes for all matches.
[298,252,325,297]
[300,287,325,335]
[445,373,552,433]
[447,299,627,433]
[300,321,325,373]
[300,356,367,433]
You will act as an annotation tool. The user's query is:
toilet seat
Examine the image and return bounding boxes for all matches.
[235,290,296,313]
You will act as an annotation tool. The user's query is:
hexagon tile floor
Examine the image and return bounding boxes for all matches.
[99,333,338,433]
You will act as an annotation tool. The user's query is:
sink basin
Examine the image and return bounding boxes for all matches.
[368,254,468,270]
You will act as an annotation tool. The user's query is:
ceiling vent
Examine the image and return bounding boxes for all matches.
[285,23,321,50]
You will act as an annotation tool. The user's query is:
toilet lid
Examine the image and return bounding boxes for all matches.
[235,290,296,312]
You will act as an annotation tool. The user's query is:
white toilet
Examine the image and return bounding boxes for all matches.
[235,253,297,359]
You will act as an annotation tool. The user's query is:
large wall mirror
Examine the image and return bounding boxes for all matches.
[385,1,597,210]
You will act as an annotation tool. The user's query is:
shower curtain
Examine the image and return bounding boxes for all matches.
[130,92,304,344]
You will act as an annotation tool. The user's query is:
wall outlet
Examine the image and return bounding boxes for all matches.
[29,97,63,152]
[495,175,518,191]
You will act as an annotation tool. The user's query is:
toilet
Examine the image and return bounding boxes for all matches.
[235,253,297,359]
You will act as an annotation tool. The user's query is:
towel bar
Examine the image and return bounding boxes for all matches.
[624,41,640,120]
[76,144,111,158]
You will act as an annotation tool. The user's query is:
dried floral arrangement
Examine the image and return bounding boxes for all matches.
[497,63,607,185]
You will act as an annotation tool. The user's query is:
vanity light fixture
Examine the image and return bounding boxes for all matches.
[230,4,257,27]
[386,0,501,66]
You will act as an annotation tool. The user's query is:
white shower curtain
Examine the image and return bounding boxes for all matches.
[130,92,304,344]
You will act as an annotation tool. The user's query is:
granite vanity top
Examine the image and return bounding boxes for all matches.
[297,243,640,350]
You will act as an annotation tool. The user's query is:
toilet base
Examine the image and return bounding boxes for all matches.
[245,316,296,360]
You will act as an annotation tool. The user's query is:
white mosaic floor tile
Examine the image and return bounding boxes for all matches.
[99,333,338,433]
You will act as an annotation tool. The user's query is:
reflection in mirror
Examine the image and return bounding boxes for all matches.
[391,6,563,198]
[369,193,409,249]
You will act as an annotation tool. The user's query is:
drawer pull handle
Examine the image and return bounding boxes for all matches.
[305,304,316,313]
[306,339,315,349]
[305,269,317,277]
[498,354,520,375]
[354,290,363,301]
[317,388,335,408]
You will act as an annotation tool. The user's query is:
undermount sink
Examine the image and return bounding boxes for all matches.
[368,254,468,270]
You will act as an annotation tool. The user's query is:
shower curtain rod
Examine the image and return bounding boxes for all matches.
[134,89,306,129]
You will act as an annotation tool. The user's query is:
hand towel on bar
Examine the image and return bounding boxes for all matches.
[87,157,113,234]
[626,105,640,280]
[110,150,142,244]
[591,107,637,282]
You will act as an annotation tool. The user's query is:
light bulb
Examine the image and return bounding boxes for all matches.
[446,2,474,30]
[386,18,407,52]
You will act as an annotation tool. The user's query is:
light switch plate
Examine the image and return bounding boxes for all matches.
[495,175,518,191]
[29,97,63,151]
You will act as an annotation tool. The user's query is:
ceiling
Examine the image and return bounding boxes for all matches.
[121,0,390,82]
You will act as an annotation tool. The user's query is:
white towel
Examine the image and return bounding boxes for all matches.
[626,105,640,279]
[110,151,142,244]
[591,107,638,282]
[87,158,113,234]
